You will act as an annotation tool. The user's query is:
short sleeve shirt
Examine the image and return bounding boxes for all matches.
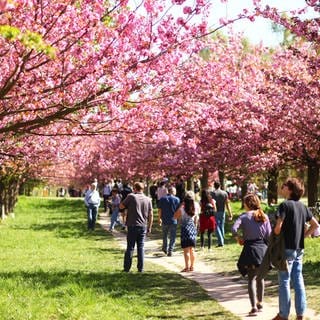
[211,189,228,212]
[122,193,152,227]
[277,200,313,249]
[158,195,180,225]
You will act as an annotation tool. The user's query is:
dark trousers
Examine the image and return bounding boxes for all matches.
[247,268,264,308]
[123,226,147,272]
[200,230,213,249]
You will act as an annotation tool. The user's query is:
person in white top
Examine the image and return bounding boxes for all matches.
[156,181,168,206]
[84,183,101,230]
[102,180,113,214]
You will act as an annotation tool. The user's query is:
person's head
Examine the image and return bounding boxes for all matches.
[168,186,176,195]
[134,182,144,192]
[244,193,261,211]
[160,180,166,187]
[184,194,195,217]
[243,193,267,222]
[214,181,220,190]
[112,188,118,195]
[201,189,212,204]
[281,178,304,200]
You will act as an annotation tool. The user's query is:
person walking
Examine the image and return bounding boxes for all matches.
[84,182,101,231]
[174,192,198,272]
[102,180,113,214]
[211,181,233,247]
[156,180,168,207]
[119,182,133,227]
[158,186,180,256]
[272,178,319,320]
[175,176,186,202]
[199,189,217,251]
[120,182,153,273]
[109,188,124,231]
[232,193,272,316]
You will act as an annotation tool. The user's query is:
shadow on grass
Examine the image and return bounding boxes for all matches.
[0,269,212,304]
[304,260,320,286]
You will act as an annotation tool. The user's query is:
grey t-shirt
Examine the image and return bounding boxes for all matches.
[122,192,152,227]
[211,189,228,212]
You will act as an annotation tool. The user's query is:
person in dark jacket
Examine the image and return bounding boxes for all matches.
[232,193,271,316]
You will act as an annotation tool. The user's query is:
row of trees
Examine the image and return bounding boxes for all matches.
[0,0,319,215]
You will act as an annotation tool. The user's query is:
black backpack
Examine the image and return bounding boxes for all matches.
[204,203,215,217]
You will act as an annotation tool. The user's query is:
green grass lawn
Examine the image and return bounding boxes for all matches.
[0,196,240,320]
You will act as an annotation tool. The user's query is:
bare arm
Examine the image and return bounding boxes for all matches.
[305,217,319,238]
[174,208,182,220]
[158,208,162,226]
[225,199,233,220]
[274,218,283,235]
[119,202,125,210]
[147,210,153,233]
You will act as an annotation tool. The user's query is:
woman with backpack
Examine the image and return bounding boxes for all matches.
[199,189,217,251]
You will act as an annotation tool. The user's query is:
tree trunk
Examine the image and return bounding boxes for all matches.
[307,160,319,207]
[240,179,248,209]
[267,168,279,206]
[187,177,193,191]
[200,168,209,190]
[219,171,225,190]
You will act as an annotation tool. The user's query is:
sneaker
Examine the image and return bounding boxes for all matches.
[272,314,288,320]
[248,308,258,316]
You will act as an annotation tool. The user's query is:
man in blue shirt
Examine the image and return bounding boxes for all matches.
[158,186,180,256]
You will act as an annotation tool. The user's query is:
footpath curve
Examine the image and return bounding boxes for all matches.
[98,213,318,320]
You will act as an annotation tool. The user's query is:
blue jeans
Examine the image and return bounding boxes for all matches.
[278,249,306,318]
[215,211,225,246]
[110,208,122,230]
[124,226,147,272]
[87,204,98,230]
[162,224,177,253]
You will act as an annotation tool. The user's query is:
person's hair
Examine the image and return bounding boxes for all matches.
[112,188,118,193]
[244,193,267,223]
[214,181,220,189]
[134,182,144,192]
[184,195,195,217]
[200,189,212,205]
[283,178,304,200]
[168,186,176,195]
[185,190,195,200]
